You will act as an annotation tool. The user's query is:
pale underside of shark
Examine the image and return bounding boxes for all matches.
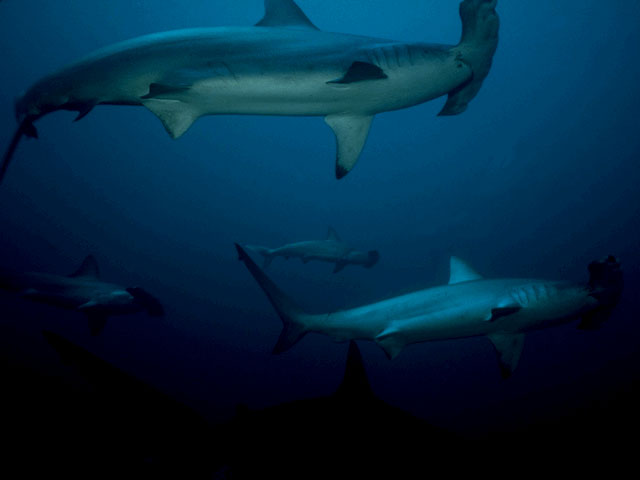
[1,0,499,185]
[245,227,380,273]
[0,255,163,335]
[236,244,623,377]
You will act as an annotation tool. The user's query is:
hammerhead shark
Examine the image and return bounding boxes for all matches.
[245,227,380,273]
[236,244,623,377]
[0,255,164,335]
[1,0,499,185]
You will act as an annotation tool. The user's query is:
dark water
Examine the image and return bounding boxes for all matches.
[1,0,639,475]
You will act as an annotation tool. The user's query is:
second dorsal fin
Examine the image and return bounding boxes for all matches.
[256,0,319,30]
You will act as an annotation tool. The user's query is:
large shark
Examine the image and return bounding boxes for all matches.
[1,0,499,185]
[245,227,380,273]
[0,255,164,335]
[236,244,623,377]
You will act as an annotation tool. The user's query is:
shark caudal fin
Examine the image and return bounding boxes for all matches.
[438,0,499,116]
[235,243,311,353]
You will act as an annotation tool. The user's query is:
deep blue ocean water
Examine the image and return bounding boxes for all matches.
[0,0,639,466]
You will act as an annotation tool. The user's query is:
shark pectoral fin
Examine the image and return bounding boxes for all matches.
[325,114,374,179]
[302,256,311,264]
[78,300,98,310]
[375,329,404,360]
[333,262,346,274]
[487,304,522,322]
[487,333,525,379]
[142,99,200,139]
[256,0,319,30]
[86,312,108,336]
[327,62,388,84]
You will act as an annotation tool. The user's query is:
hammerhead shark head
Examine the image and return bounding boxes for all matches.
[1,0,499,185]
[245,227,380,273]
[0,255,163,335]
[236,244,623,377]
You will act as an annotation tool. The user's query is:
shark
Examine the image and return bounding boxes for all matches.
[0,255,164,335]
[1,0,499,185]
[235,244,623,377]
[245,227,380,273]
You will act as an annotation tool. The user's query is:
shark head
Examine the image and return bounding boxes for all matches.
[579,255,623,329]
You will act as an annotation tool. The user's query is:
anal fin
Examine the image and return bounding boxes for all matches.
[142,99,200,139]
[325,114,374,179]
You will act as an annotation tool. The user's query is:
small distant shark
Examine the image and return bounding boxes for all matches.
[0,255,163,335]
[236,244,623,377]
[2,0,499,185]
[245,227,380,273]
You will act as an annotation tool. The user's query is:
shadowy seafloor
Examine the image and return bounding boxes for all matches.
[2,330,637,478]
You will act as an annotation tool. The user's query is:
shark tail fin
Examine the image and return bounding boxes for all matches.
[438,0,499,116]
[235,243,311,354]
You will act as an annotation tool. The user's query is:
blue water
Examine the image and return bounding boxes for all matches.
[0,0,638,442]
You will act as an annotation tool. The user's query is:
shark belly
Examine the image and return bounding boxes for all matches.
[25,28,469,120]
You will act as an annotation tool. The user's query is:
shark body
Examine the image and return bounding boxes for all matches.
[236,244,623,377]
[2,0,499,184]
[245,227,379,273]
[0,255,163,334]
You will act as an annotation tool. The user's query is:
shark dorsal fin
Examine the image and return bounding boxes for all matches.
[448,256,482,284]
[326,227,341,242]
[70,255,100,279]
[256,0,319,30]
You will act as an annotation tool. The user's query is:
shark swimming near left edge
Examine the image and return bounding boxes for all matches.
[235,244,623,377]
[1,0,499,186]
[0,255,164,335]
